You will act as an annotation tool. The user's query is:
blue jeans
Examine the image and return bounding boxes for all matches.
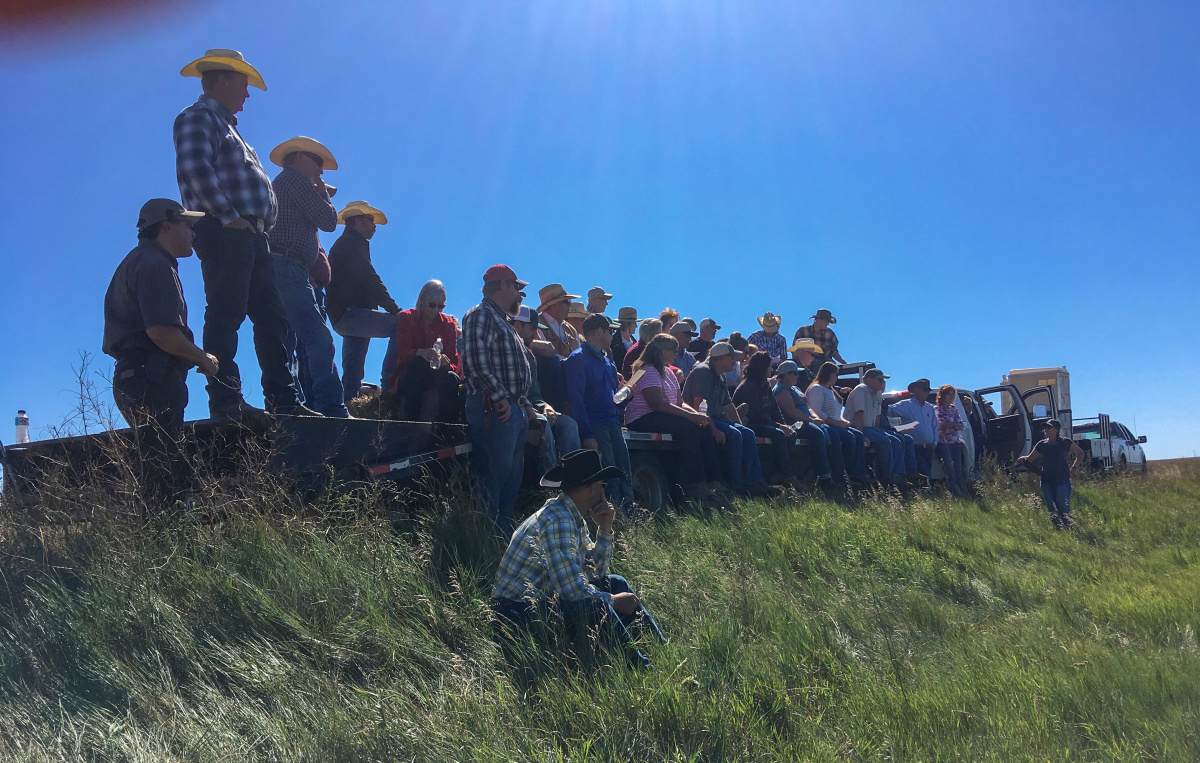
[274,257,349,417]
[465,396,529,535]
[863,427,917,478]
[334,307,400,402]
[748,424,793,480]
[936,442,965,496]
[826,425,867,482]
[1040,480,1073,528]
[711,419,765,490]
[795,422,832,481]
[591,421,635,514]
[534,412,582,473]
[913,444,934,477]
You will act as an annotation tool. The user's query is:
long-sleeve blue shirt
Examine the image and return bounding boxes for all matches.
[564,341,620,440]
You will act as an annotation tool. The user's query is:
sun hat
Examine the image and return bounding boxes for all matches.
[137,199,204,231]
[588,286,613,301]
[540,448,624,489]
[582,313,621,333]
[180,49,266,91]
[810,308,836,324]
[617,307,638,322]
[776,360,801,376]
[757,312,782,330]
[567,302,590,319]
[788,338,823,354]
[536,284,582,313]
[337,201,387,225]
[269,136,338,170]
[483,264,528,288]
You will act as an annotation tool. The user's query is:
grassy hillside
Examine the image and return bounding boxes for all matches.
[1,462,1198,762]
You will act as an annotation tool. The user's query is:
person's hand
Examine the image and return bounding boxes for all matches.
[583,438,599,451]
[493,397,512,422]
[197,353,219,376]
[313,176,328,194]
[592,500,616,534]
[224,218,253,230]
[525,404,539,420]
[711,427,726,445]
[691,412,709,427]
[611,592,640,617]
[530,339,556,358]
[415,348,436,363]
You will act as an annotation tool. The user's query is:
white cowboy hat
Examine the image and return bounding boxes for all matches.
[269,136,338,170]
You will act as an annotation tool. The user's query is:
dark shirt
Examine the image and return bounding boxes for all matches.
[620,341,644,379]
[269,167,337,269]
[795,364,816,392]
[102,242,191,360]
[733,379,785,427]
[564,342,620,441]
[688,338,714,361]
[536,353,571,415]
[610,331,630,370]
[680,361,732,420]
[326,228,400,326]
[1035,438,1073,484]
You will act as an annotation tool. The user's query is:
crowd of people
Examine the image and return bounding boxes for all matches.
[100,49,1081,671]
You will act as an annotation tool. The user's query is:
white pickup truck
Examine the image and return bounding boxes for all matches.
[1073,415,1148,473]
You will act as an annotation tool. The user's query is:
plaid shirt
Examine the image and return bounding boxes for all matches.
[268,167,337,269]
[793,323,839,358]
[462,298,532,402]
[747,330,788,365]
[173,95,277,227]
[492,493,614,604]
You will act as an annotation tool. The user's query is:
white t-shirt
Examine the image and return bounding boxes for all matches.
[806,384,843,422]
[844,383,882,429]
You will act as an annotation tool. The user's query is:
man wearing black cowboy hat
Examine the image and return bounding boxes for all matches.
[491,449,664,669]
[793,308,846,369]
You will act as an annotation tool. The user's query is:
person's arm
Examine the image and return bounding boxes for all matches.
[461,311,512,403]
[1069,441,1087,467]
[723,402,741,425]
[1016,446,1043,467]
[172,108,240,225]
[363,253,400,314]
[564,355,595,444]
[541,512,613,605]
[391,312,420,371]
[145,325,218,375]
[775,388,804,423]
[287,169,338,232]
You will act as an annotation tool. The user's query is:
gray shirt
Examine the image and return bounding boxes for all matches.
[844,383,882,429]
[681,361,732,420]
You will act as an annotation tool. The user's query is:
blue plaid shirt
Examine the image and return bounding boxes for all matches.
[173,95,277,227]
[492,493,614,604]
[747,330,788,365]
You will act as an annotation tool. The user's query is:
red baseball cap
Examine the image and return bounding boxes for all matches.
[483,264,528,288]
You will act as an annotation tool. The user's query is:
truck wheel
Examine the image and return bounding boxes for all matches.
[1118,455,1127,472]
[630,453,669,513]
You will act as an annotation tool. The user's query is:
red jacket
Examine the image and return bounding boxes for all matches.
[390,309,461,390]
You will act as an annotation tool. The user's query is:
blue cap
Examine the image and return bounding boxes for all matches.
[776,360,800,375]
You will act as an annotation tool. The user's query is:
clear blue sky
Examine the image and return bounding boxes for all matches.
[1,1,1197,457]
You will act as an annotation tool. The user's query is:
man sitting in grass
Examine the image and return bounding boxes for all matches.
[491,449,664,669]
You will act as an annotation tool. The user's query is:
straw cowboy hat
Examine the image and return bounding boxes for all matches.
[337,201,388,225]
[757,312,782,330]
[269,137,338,170]
[617,307,638,323]
[788,338,823,354]
[567,302,590,319]
[181,49,266,91]
[536,284,581,313]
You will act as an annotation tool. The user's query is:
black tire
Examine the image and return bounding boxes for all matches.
[1118,455,1127,473]
[630,453,669,512]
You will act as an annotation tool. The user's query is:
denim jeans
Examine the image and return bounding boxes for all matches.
[273,257,348,417]
[863,427,917,478]
[591,421,635,514]
[465,396,529,535]
[825,425,867,482]
[913,444,935,477]
[748,424,793,480]
[936,442,965,496]
[1040,480,1073,528]
[533,412,582,473]
[334,307,400,402]
[795,421,832,481]
[711,418,765,490]
[192,216,299,414]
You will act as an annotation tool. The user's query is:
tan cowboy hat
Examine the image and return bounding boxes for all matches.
[269,136,338,170]
[757,312,782,330]
[617,306,638,322]
[567,302,590,319]
[337,201,388,225]
[536,284,581,313]
[788,338,823,354]
[181,49,266,91]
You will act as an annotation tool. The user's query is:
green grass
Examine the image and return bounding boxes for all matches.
[1,464,1198,761]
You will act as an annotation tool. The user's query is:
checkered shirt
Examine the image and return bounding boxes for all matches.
[747,330,788,364]
[492,493,614,604]
[793,323,839,357]
[462,298,532,402]
[269,167,337,269]
[173,95,277,227]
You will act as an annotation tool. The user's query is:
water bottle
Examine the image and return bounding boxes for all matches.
[430,338,443,369]
[698,400,708,414]
[15,410,30,444]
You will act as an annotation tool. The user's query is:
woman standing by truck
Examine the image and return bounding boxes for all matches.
[1017,419,1087,530]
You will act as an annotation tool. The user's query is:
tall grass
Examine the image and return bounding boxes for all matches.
[1,448,1197,761]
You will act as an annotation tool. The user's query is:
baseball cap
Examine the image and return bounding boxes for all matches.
[864,368,890,381]
[137,198,203,231]
[708,341,745,360]
[512,305,536,324]
[1044,419,1062,430]
[776,360,800,375]
[582,313,620,333]
[669,321,697,337]
[483,264,528,288]
[700,318,721,330]
[588,286,613,301]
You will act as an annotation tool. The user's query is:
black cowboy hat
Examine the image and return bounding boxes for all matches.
[540,449,623,489]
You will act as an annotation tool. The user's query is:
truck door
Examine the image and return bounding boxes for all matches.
[974,384,1034,463]
[1020,385,1056,440]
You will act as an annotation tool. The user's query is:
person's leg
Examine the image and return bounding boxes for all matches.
[550,413,581,456]
[558,595,651,669]
[283,327,303,404]
[339,336,369,402]
[630,412,706,485]
[465,396,502,528]
[494,406,529,535]
[274,257,348,417]
[243,232,300,412]
[1039,481,1063,528]
[750,424,791,480]
[593,574,667,644]
[594,421,634,512]
[864,428,900,479]
[824,425,848,483]
[334,307,400,397]
[914,445,933,477]
[846,427,868,480]
[1057,481,1074,527]
[533,412,556,473]
[398,361,436,420]
[732,423,766,485]
[798,422,833,481]
[434,369,464,423]
[113,361,191,506]
[936,444,958,495]
[193,218,253,414]
[900,434,917,475]
[712,418,744,489]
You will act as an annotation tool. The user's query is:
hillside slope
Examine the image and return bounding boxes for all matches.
[1,466,1198,761]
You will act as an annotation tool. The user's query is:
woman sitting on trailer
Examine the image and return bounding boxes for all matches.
[388,279,462,422]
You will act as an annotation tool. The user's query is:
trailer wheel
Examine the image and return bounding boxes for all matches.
[630,453,669,513]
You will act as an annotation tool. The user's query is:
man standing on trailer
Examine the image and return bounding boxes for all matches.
[174,49,314,419]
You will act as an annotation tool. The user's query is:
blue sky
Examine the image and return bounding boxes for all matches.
[1,1,1197,457]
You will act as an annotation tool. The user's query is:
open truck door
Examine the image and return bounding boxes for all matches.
[1020,385,1058,440]
[971,384,1034,464]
